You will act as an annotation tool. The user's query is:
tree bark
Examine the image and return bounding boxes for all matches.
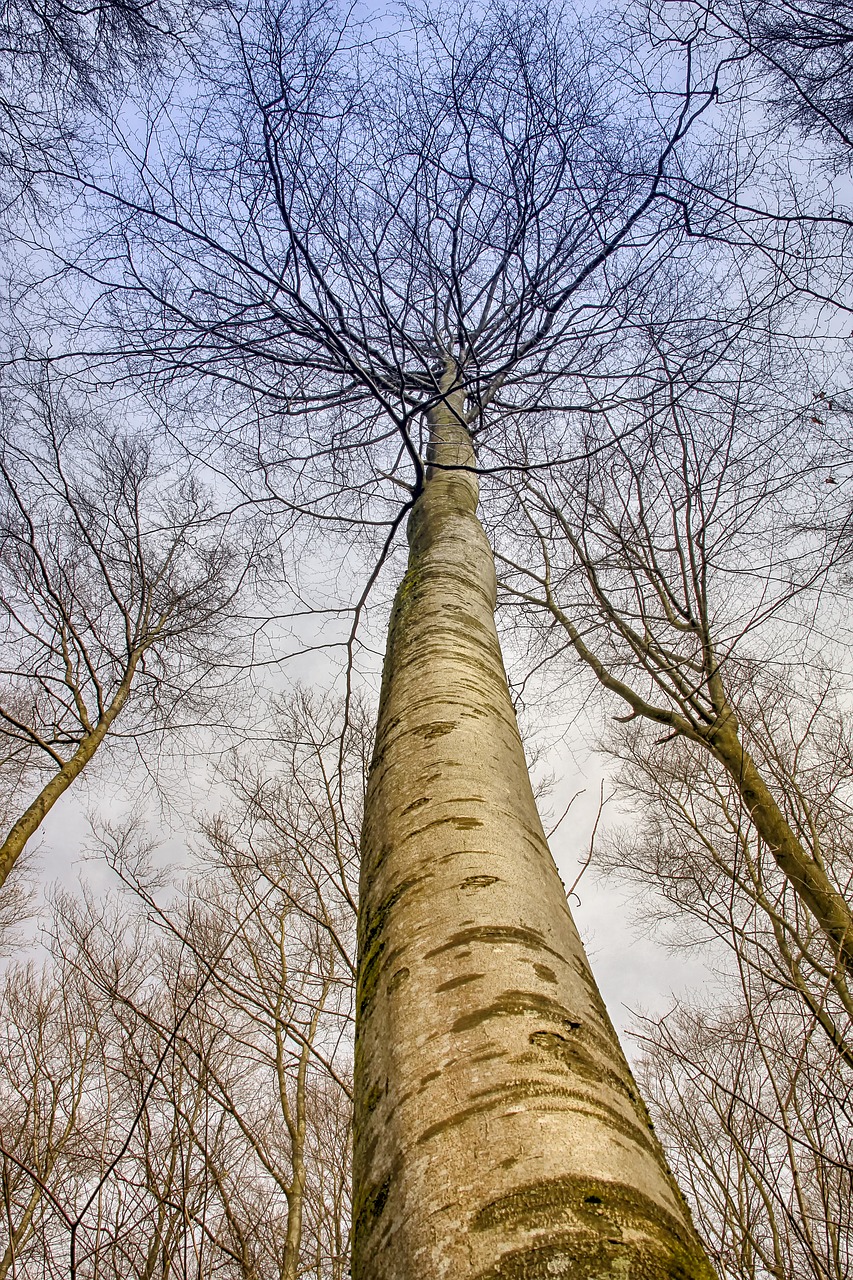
[352,389,715,1279]
[708,722,853,972]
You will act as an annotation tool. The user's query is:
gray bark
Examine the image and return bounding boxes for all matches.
[352,389,715,1279]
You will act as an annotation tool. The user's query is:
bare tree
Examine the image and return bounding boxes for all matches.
[598,668,853,1064]
[496,356,853,982]
[0,0,217,203]
[636,993,852,1280]
[656,0,853,151]
[554,502,853,1277]
[0,377,258,893]
[0,959,104,1279]
[0,688,360,1279]
[623,0,853,325]
[154,689,360,1280]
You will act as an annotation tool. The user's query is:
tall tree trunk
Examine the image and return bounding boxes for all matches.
[352,387,715,1279]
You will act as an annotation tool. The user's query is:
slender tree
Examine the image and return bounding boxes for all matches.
[496,357,853,980]
[0,378,257,892]
[595,679,853,1279]
[597,672,853,1068]
[350,370,713,1278]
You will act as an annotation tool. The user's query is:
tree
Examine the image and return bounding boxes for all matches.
[0,0,214,201]
[0,377,258,892]
[139,689,360,1280]
[43,0,739,1273]
[637,997,852,1280]
[591,684,853,1279]
[626,0,853,321]
[659,0,853,151]
[0,689,360,1278]
[496,355,853,986]
[600,675,853,1064]
[0,959,103,1279]
[0,894,270,1280]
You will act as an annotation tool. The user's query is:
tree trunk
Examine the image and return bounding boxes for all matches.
[708,723,853,972]
[281,1036,310,1280]
[352,389,715,1279]
[0,661,137,891]
[543,586,853,976]
[0,1180,42,1280]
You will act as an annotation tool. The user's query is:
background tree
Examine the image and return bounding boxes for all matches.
[662,0,853,150]
[594,694,853,1279]
[0,376,260,892]
[637,996,852,1280]
[0,0,215,201]
[0,690,360,1279]
[628,0,853,320]
[495,353,853,981]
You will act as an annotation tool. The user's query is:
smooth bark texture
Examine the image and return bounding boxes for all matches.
[352,393,714,1279]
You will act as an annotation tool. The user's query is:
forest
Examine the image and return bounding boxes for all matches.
[0,0,851,1277]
